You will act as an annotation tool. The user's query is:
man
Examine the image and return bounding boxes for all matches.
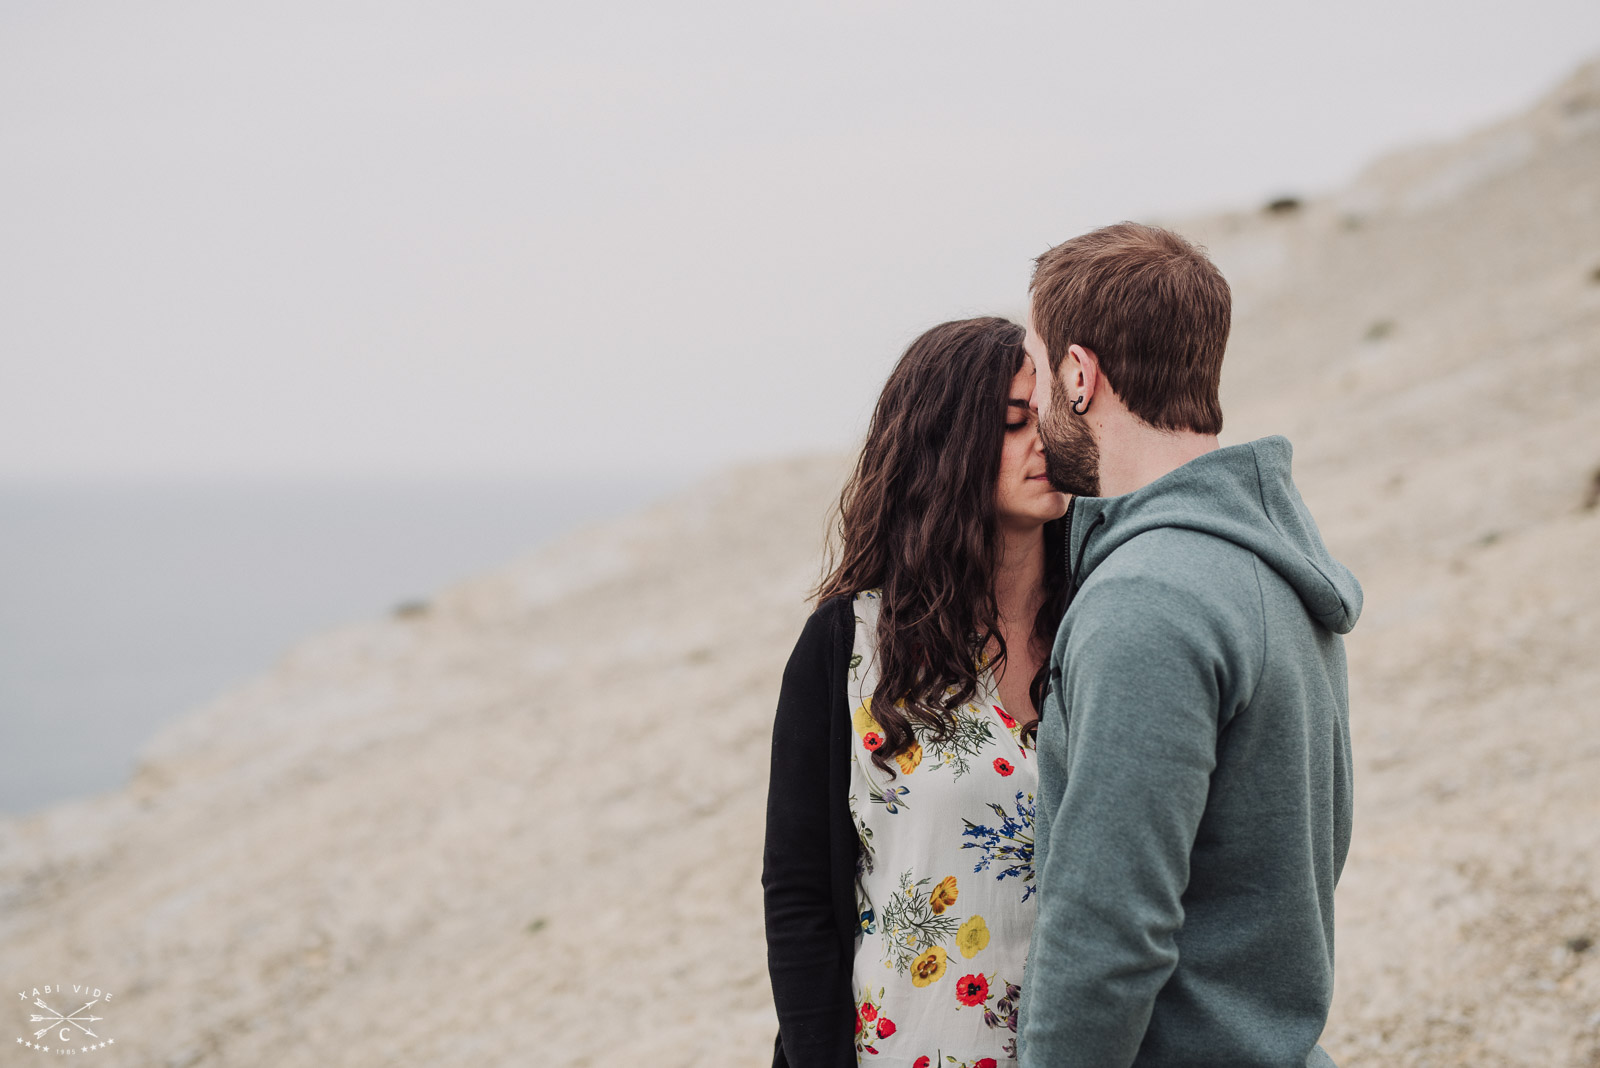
[1018,222,1361,1067]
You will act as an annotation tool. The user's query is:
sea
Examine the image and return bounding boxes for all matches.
[0,474,683,815]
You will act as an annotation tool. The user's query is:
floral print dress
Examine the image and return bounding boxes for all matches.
[847,591,1038,1068]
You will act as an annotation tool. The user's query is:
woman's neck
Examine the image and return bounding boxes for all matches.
[993,522,1047,631]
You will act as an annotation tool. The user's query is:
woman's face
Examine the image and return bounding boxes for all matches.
[995,360,1071,529]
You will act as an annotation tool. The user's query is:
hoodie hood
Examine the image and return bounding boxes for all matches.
[1069,436,1362,634]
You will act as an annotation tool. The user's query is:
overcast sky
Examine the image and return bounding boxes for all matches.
[4,1,1599,481]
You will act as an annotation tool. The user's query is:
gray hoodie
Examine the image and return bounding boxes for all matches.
[1019,436,1361,1068]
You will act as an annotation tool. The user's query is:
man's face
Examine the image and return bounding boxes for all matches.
[1025,306,1101,498]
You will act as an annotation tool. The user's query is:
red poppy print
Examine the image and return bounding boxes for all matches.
[955,973,990,1006]
[975,1060,998,1068]
[994,704,1017,729]
[860,1003,877,1023]
[863,731,885,751]
[993,757,1015,776]
[913,1059,930,1068]
[876,1017,896,1038]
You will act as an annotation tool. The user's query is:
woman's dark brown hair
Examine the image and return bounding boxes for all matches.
[815,316,1069,774]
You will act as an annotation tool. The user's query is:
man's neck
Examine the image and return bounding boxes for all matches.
[1096,421,1220,498]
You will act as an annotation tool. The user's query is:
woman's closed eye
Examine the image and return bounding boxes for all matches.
[1005,400,1034,432]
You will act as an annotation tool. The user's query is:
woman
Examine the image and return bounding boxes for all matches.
[763,317,1071,1067]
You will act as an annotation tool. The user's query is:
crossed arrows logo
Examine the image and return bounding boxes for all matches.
[29,996,103,1041]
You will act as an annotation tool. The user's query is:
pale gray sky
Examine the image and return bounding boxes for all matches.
[4,1,1599,480]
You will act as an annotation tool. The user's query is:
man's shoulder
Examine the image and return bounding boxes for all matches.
[1060,529,1267,707]
[1077,526,1261,613]
[1063,528,1265,672]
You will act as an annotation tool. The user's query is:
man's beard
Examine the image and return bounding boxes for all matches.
[1038,374,1101,498]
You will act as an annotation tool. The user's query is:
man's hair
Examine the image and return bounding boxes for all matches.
[1030,222,1231,435]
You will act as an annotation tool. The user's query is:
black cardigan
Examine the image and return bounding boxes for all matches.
[762,594,860,1068]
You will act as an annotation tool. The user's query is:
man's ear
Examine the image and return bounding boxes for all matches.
[1066,344,1101,405]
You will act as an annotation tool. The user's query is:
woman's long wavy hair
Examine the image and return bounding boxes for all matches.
[815,317,1069,774]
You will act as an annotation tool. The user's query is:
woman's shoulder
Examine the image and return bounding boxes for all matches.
[785,593,851,666]
[813,591,854,622]
[807,589,878,627]
[789,591,875,664]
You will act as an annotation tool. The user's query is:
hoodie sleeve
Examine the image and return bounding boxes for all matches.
[1021,567,1256,1067]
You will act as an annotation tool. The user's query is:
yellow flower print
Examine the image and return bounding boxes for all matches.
[909,945,948,987]
[894,742,923,776]
[928,875,959,914]
[852,701,881,739]
[956,915,990,959]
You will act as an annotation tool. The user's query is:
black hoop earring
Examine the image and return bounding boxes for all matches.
[1070,395,1090,415]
